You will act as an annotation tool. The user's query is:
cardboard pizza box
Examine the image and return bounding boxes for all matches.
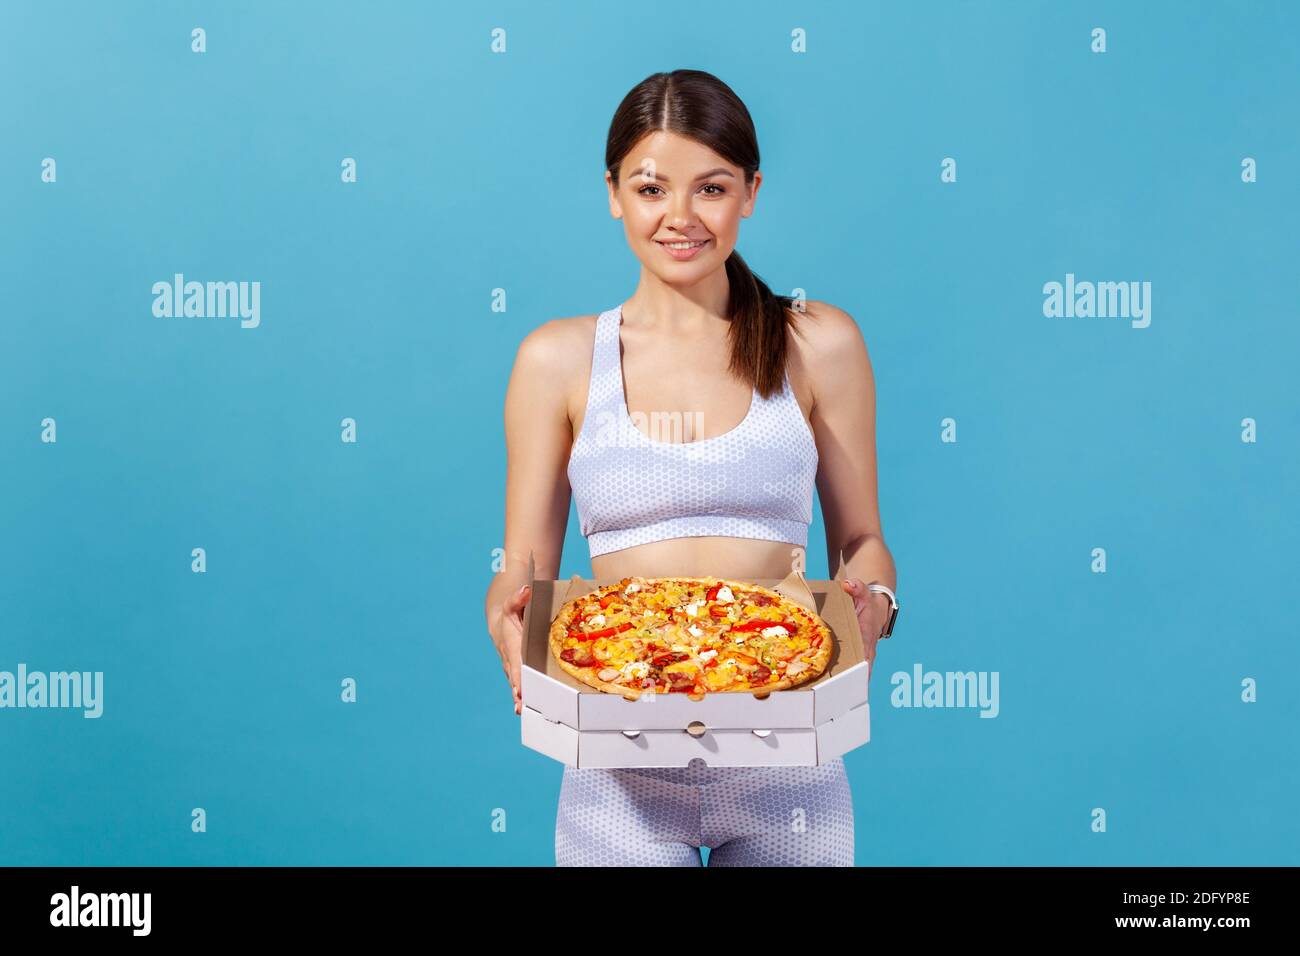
[519,550,871,768]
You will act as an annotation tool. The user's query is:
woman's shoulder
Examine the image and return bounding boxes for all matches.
[788,299,869,362]
[514,311,602,376]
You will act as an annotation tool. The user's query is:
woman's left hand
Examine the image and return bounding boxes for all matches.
[840,578,890,670]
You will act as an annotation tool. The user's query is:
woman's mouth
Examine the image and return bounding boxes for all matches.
[655,238,710,261]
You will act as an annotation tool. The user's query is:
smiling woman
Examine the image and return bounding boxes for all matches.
[485,68,898,867]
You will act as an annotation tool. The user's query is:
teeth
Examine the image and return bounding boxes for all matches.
[663,240,706,249]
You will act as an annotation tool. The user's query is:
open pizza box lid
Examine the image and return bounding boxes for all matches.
[519,550,871,736]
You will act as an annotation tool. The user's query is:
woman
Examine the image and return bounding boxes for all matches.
[485,69,897,866]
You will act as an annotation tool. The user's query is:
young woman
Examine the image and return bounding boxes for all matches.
[485,69,897,866]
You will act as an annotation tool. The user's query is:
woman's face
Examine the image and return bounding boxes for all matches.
[607,130,760,285]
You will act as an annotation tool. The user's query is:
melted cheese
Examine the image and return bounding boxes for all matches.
[662,660,699,676]
[620,660,649,679]
[703,660,738,690]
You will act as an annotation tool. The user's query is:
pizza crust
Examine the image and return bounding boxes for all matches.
[548,575,834,699]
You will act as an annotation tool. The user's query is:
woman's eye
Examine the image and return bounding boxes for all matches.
[637,184,725,197]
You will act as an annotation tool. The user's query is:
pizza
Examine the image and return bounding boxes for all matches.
[549,576,833,700]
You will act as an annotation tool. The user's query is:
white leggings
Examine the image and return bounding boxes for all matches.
[555,757,854,866]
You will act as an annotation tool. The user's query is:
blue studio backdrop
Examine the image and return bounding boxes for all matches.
[2,0,1297,866]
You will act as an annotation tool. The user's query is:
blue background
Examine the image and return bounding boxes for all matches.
[1,0,1296,865]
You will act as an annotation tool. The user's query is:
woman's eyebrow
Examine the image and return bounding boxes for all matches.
[628,165,736,183]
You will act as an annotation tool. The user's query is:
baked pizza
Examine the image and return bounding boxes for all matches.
[549,576,833,700]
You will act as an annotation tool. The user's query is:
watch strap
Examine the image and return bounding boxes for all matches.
[865,583,899,638]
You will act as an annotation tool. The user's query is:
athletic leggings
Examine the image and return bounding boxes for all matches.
[555,757,854,866]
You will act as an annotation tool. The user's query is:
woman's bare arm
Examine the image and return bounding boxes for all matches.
[804,302,898,649]
[484,318,582,709]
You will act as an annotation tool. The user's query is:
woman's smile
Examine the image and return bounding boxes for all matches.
[655,237,711,260]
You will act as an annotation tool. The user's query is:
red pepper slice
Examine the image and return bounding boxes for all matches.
[705,584,721,602]
[652,652,689,667]
[730,619,790,633]
[579,622,634,641]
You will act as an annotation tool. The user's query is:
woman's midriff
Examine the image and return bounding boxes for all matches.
[590,536,806,582]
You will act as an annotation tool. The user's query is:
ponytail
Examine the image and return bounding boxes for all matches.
[725,249,800,400]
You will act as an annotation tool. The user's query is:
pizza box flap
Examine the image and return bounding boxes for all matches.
[520,548,540,654]
[809,550,871,720]
[561,573,590,603]
[769,566,816,613]
[520,548,534,637]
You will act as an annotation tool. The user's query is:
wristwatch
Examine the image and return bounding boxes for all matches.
[865,583,899,639]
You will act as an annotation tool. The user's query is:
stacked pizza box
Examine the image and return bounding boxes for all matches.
[519,550,871,768]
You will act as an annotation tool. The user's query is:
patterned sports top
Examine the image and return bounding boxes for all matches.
[566,304,819,558]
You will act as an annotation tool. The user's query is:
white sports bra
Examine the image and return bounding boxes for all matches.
[566,304,819,558]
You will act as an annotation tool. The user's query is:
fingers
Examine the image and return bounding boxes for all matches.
[504,651,523,712]
[501,663,516,703]
[502,584,530,714]
[507,584,531,609]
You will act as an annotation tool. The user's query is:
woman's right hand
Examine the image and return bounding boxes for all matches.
[490,583,531,715]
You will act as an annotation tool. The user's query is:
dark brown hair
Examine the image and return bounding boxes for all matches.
[605,69,799,400]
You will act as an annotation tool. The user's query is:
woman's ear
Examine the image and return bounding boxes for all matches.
[606,171,623,220]
[740,170,762,218]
